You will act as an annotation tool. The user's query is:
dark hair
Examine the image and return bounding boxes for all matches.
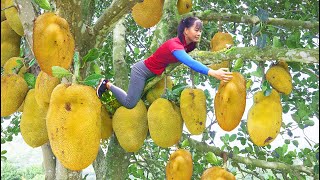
[177,16,203,42]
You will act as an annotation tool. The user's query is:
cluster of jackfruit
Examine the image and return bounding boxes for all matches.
[266,60,292,95]
[247,89,282,146]
[33,12,75,76]
[209,32,234,70]
[201,166,236,180]
[146,76,173,104]
[214,72,246,131]
[166,149,193,179]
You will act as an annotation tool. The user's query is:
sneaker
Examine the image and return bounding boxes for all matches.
[96,79,109,98]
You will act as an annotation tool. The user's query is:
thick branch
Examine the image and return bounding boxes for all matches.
[188,138,314,176]
[191,10,319,32]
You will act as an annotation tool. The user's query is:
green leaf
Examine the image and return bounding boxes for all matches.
[83,74,104,86]
[285,139,290,144]
[257,8,269,22]
[83,48,99,63]
[23,73,36,89]
[229,134,237,142]
[252,24,260,35]
[181,139,189,147]
[1,150,7,155]
[257,33,267,49]
[292,140,299,147]
[233,58,244,71]
[251,67,263,77]
[206,152,218,165]
[33,0,51,10]
[52,66,72,79]
[304,120,315,127]
[272,36,282,48]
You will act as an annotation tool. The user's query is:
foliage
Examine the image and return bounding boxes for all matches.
[1,161,44,180]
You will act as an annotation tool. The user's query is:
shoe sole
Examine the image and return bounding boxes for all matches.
[96,79,105,97]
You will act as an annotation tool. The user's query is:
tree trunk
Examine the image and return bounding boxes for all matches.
[41,143,56,180]
[92,147,107,180]
[55,160,82,180]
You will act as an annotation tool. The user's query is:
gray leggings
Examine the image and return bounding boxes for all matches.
[110,61,155,109]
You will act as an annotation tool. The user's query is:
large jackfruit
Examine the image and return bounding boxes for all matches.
[146,76,173,104]
[34,71,60,107]
[177,0,192,15]
[20,89,49,147]
[132,0,164,28]
[33,12,75,76]
[46,83,101,170]
[1,74,28,117]
[201,166,235,180]
[3,57,26,77]
[265,61,292,95]
[180,88,207,135]
[1,20,21,66]
[247,89,282,146]
[148,98,183,148]
[100,105,113,140]
[1,0,6,22]
[209,32,234,70]
[112,100,148,152]
[214,72,246,131]
[4,0,23,36]
[166,149,193,180]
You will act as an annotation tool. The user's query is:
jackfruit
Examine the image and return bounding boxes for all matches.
[34,71,60,107]
[1,20,21,66]
[20,89,49,147]
[146,76,173,104]
[46,83,101,170]
[33,12,75,76]
[1,0,6,22]
[166,149,193,180]
[265,61,292,95]
[100,105,113,140]
[1,74,28,117]
[209,32,234,70]
[201,166,235,180]
[148,98,183,148]
[180,88,206,135]
[112,100,148,152]
[214,72,246,131]
[247,89,282,146]
[177,0,192,15]
[4,0,24,36]
[132,0,164,28]
[3,57,26,76]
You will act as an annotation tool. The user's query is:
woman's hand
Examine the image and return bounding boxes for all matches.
[208,68,233,82]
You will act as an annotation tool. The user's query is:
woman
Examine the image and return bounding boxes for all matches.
[96,16,233,109]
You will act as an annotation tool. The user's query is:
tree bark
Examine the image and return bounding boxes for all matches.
[55,160,82,180]
[41,143,56,180]
[92,147,107,180]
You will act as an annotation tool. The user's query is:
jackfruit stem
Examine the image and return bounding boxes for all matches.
[72,51,80,84]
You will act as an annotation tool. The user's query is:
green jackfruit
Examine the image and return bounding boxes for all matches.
[180,88,207,135]
[266,61,292,95]
[4,0,24,36]
[146,76,173,104]
[148,98,183,148]
[1,20,21,66]
[34,71,60,107]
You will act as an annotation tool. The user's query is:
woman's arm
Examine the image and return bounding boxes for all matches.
[172,50,233,82]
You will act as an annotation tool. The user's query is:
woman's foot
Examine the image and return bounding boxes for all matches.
[96,79,109,98]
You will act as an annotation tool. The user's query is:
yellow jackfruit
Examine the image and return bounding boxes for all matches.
[266,61,292,95]
[1,74,28,117]
[34,71,60,107]
[180,88,207,135]
[33,12,75,76]
[177,0,192,15]
[100,105,113,140]
[46,84,101,170]
[148,98,183,148]
[132,0,164,28]
[3,57,26,76]
[112,100,148,152]
[214,72,246,131]
[1,0,6,22]
[146,76,173,104]
[4,0,24,36]
[20,89,49,147]
[1,20,21,66]
[166,149,193,180]
[247,89,282,146]
[201,166,235,180]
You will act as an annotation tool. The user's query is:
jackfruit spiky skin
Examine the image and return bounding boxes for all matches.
[180,88,207,135]
[177,0,192,15]
[100,105,113,140]
[1,74,28,117]
[1,20,21,66]
[3,57,26,77]
[148,98,183,148]
[33,12,75,76]
[247,89,282,146]
[266,61,292,95]
[132,0,164,28]
[20,89,49,148]
[112,100,148,152]
[201,166,236,180]
[146,76,173,104]
[214,72,246,131]
[34,71,60,107]
[4,0,24,36]
[166,149,193,180]
[46,83,101,170]
[1,0,6,22]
